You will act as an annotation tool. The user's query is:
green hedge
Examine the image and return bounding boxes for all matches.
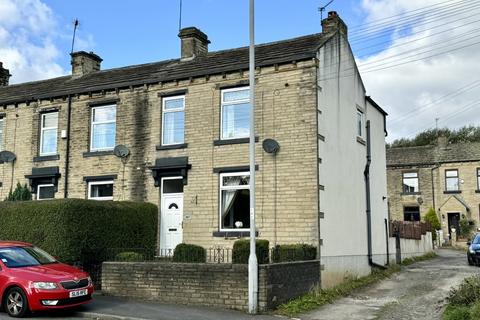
[271,244,317,263]
[232,239,269,264]
[173,243,206,263]
[0,199,157,264]
[115,251,145,262]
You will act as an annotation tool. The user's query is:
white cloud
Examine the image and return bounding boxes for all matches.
[0,0,94,84]
[357,0,480,142]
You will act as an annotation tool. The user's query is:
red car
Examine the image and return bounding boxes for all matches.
[0,241,93,317]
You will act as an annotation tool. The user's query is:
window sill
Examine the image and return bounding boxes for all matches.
[83,150,114,158]
[401,192,421,196]
[444,190,461,194]
[213,137,259,146]
[212,231,259,238]
[156,143,188,150]
[356,136,366,145]
[33,155,60,162]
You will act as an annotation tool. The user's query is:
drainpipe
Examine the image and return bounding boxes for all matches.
[431,164,439,211]
[364,120,386,269]
[64,95,72,198]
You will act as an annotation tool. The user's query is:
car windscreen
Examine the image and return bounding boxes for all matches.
[0,246,57,268]
[473,235,480,244]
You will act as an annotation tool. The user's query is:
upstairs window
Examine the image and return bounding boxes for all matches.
[402,172,419,193]
[91,105,116,151]
[220,172,250,230]
[356,108,364,138]
[162,95,185,145]
[40,112,58,156]
[221,87,250,140]
[0,117,4,151]
[445,169,459,191]
[477,168,480,190]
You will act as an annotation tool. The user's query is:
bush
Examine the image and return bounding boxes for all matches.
[232,239,269,264]
[173,243,206,263]
[423,208,441,241]
[446,275,480,306]
[443,305,472,320]
[4,183,32,201]
[272,244,317,263]
[460,218,475,239]
[115,251,145,262]
[0,199,157,264]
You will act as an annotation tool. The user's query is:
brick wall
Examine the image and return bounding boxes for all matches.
[102,260,320,311]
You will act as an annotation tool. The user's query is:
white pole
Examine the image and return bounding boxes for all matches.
[248,0,258,314]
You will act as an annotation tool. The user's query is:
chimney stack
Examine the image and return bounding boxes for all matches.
[70,51,102,78]
[0,62,11,86]
[178,27,210,60]
[437,135,448,148]
[321,11,348,38]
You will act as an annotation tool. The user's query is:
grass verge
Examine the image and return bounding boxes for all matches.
[443,275,480,320]
[275,252,437,317]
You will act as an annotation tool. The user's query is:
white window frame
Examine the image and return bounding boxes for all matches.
[220,87,250,140]
[0,118,4,152]
[36,184,55,201]
[88,180,114,201]
[402,172,419,193]
[445,169,459,191]
[219,171,250,232]
[356,108,364,138]
[39,112,58,156]
[161,95,185,146]
[90,105,116,152]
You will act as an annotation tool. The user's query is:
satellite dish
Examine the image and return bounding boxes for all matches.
[0,151,16,163]
[113,145,130,158]
[262,139,280,154]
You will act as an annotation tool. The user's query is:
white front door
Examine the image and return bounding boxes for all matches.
[160,178,184,255]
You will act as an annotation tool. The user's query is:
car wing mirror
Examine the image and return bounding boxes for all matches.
[467,241,471,246]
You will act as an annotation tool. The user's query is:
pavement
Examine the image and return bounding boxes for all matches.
[302,248,479,320]
[0,294,279,320]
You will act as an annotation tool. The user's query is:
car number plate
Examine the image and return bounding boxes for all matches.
[69,289,88,298]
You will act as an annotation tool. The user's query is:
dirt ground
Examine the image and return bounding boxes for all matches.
[302,248,478,320]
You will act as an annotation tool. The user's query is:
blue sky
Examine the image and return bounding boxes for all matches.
[43,0,366,70]
[1,0,479,141]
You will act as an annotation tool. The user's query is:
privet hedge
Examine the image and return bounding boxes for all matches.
[0,199,157,264]
[271,244,317,263]
[173,243,206,263]
[232,239,269,264]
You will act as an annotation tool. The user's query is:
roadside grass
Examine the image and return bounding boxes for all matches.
[443,275,480,320]
[275,252,437,317]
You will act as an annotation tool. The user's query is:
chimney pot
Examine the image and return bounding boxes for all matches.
[70,51,102,78]
[0,62,12,86]
[178,27,210,60]
[321,11,348,38]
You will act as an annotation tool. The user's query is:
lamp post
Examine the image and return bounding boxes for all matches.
[248,0,258,314]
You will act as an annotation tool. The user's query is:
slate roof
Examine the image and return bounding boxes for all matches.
[0,33,329,105]
[387,142,480,167]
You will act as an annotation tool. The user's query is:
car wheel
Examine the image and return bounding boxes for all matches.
[4,287,29,318]
[468,256,474,266]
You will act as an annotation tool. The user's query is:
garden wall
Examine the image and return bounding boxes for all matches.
[102,260,320,311]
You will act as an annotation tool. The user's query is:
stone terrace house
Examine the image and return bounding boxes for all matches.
[0,12,389,287]
[387,137,480,241]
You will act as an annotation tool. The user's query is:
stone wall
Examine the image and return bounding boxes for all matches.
[102,260,320,311]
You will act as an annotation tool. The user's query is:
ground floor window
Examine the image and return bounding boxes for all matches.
[404,206,420,221]
[220,172,250,230]
[88,180,113,200]
[36,184,55,200]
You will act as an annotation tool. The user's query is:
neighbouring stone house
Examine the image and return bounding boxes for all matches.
[0,12,389,287]
[387,137,480,241]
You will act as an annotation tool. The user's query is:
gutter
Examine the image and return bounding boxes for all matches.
[63,95,72,198]
[364,120,386,269]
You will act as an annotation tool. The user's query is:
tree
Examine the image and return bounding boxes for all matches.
[5,183,32,201]
[423,207,441,241]
[388,125,480,148]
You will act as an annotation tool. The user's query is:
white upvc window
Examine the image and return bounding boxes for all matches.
[219,172,250,231]
[221,87,250,140]
[40,112,58,156]
[162,95,185,146]
[88,180,114,201]
[37,184,55,200]
[90,105,116,151]
[356,108,364,138]
[0,118,4,151]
